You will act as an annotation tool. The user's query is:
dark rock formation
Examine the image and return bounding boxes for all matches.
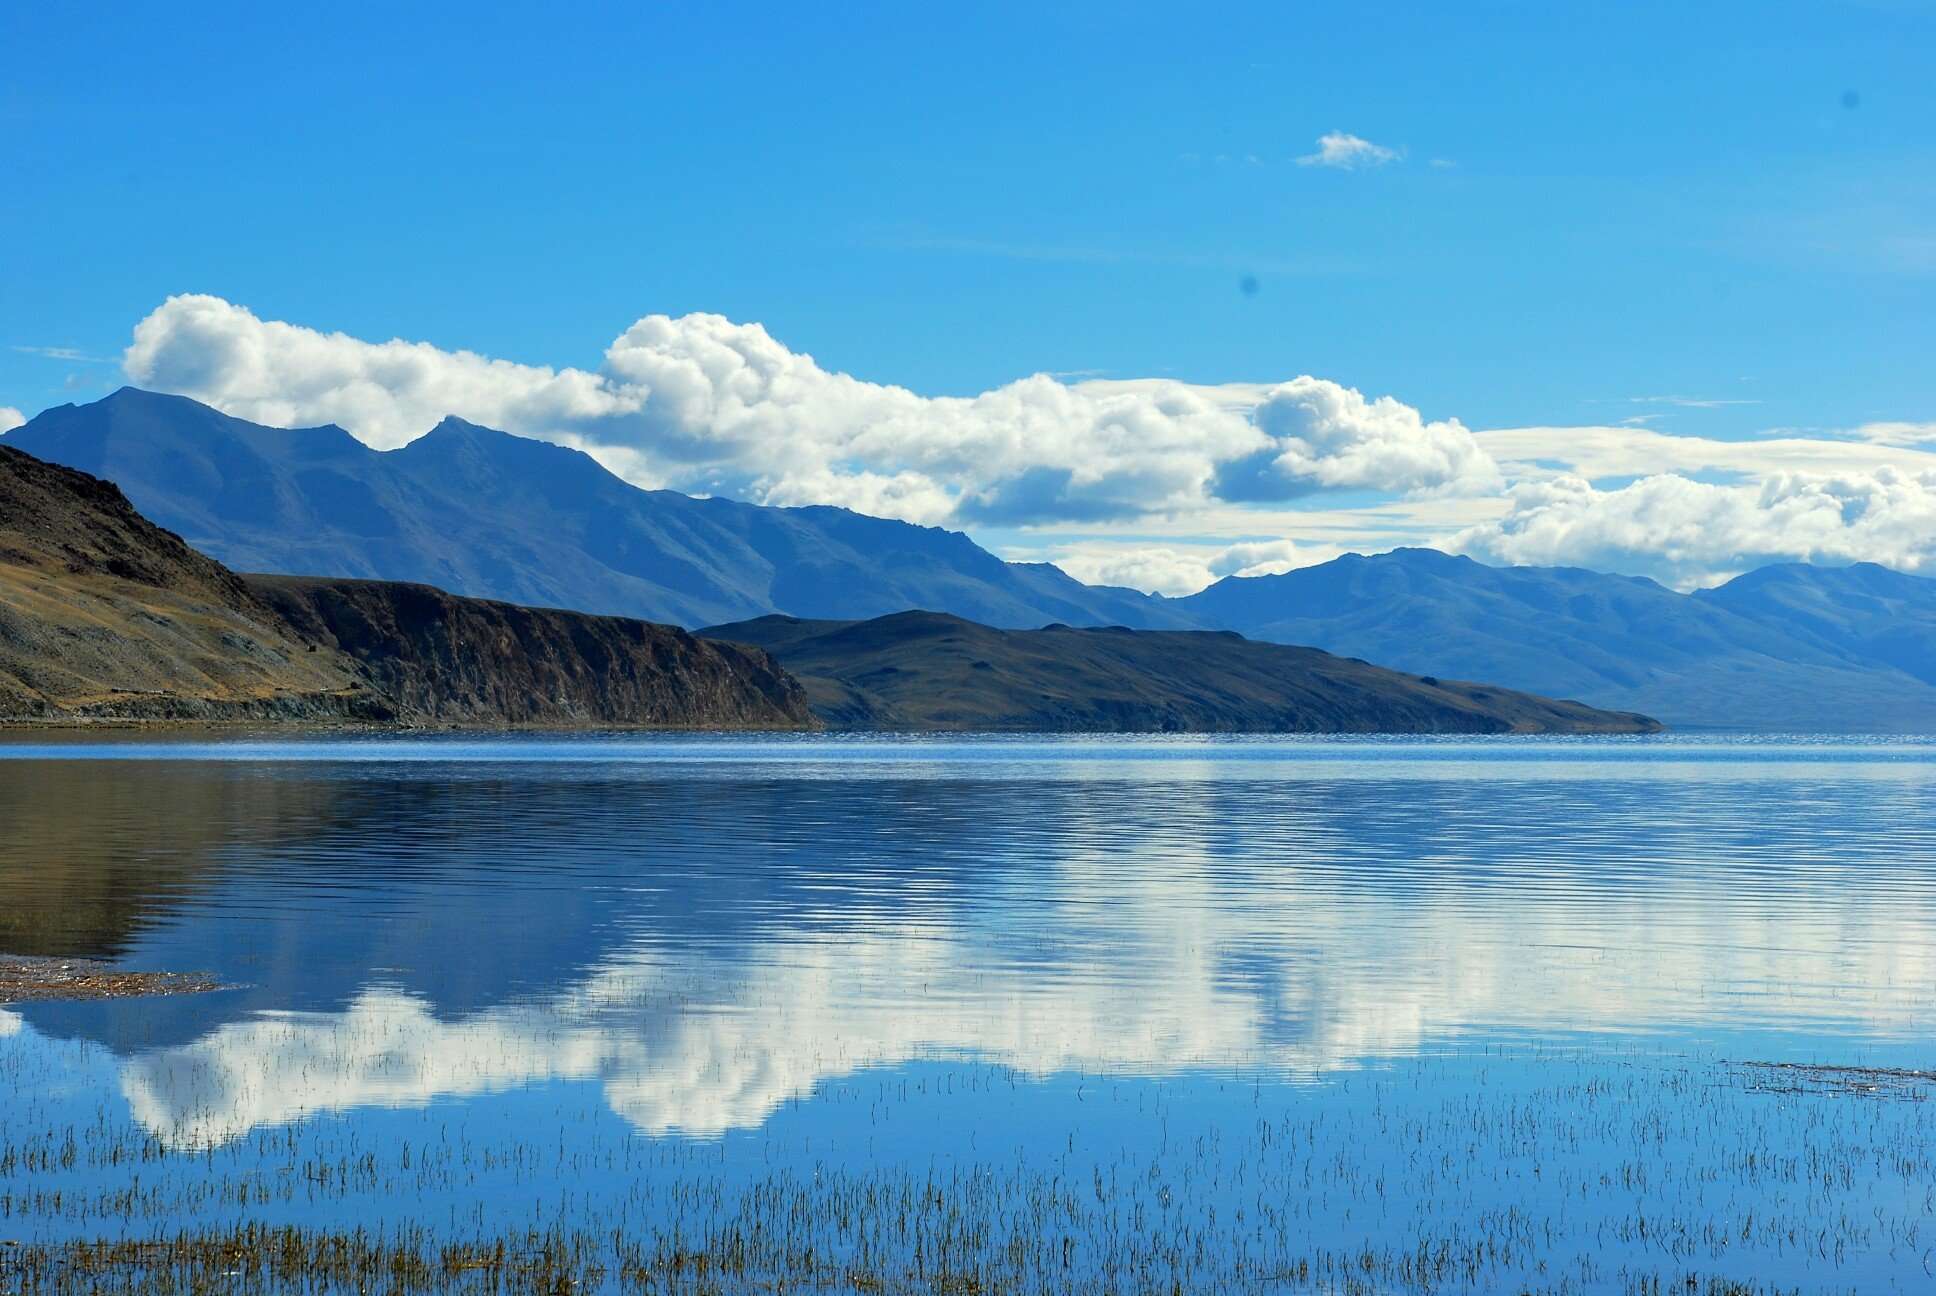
[249,575,817,729]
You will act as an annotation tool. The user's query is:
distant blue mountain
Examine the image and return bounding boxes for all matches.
[12,389,1936,730]
[1693,561,1936,688]
[6,389,1190,631]
[1169,548,1936,731]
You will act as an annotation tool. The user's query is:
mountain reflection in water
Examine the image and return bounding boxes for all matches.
[5,735,1935,1150]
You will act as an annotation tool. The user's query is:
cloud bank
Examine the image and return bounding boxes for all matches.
[124,294,1495,528]
[1455,468,1936,586]
[114,295,1936,592]
[0,407,23,434]
[1057,539,1324,599]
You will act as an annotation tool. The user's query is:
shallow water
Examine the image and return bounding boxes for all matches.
[2,734,1934,1293]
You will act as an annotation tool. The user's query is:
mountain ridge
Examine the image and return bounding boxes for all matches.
[701,609,1662,734]
[0,442,393,722]
[11,390,1936,730]
[6,388,1193,632]
[1173,548,1936,731]
[249,574,816,729]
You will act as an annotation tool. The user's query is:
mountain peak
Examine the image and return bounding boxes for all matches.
[402,416,593,466]
[1381,546,1477,568]
[411,415,514,446]
[11,388,369,464]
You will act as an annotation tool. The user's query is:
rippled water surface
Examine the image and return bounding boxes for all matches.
[3,734,1935,1293]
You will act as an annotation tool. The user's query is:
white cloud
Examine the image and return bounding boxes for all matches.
[1852,420,1936,446]
[1054,539,1335,597]
[1454,467,1936,588]
[124,294,635,452]
[102,822,1936,1149]
[1230,379,1499,497]
[1296,132,1404,169]
[1627,395,1761,409]
[0,406,23,434]
[114,295,1936,593]
[1476,424,1936,482]
[13,345,112,363]
[123,295,1497,528]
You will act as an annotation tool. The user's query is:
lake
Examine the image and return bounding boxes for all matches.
[2,733,1934,1293]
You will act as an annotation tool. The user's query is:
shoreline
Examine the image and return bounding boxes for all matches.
[0,956,226,1004]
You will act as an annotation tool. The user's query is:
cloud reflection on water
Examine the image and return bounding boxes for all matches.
[117,825,1936,1148]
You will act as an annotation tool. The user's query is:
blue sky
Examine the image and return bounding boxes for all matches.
[3,2,1934,590]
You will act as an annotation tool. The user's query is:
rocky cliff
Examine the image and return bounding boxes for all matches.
[249,575,816,729]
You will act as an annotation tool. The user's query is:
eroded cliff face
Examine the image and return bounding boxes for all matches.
[248,575,818,730]
[0,445,394,723]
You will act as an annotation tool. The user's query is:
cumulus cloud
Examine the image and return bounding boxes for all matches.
[1296,132,1404,169]
[125,295,634,452]
[1454,467,1936,588]
[123,295,1497,528]
[0,406,23,434]
[1221,379,1499,498]
[115,295,1936,591]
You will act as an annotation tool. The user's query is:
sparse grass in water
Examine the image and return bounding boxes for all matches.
[0,1043,1929,1294]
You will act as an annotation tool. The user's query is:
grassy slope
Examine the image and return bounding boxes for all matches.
[0,445,390,722]
[702,611,1662,734]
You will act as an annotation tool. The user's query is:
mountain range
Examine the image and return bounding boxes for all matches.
[6,388,1180,632]
[1168,548,1936,731]
[8,388,1935,731]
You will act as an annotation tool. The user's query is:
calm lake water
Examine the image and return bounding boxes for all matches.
[2,734,1934,1293]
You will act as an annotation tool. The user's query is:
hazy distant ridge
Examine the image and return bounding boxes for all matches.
[1173,548,1936,731]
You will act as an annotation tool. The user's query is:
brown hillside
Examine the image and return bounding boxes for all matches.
[0,445,392,722]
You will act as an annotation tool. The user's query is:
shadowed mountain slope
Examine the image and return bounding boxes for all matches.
[6,388,1190,630]
[1169,549,1936,731]
[701,610,1662,734]
[250,575,815,729]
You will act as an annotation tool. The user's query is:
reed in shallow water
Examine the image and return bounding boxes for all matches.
[0,1041,1929,1294]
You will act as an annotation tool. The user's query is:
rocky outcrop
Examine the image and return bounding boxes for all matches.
[249,575,817,729]
[703,610,1664,734]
